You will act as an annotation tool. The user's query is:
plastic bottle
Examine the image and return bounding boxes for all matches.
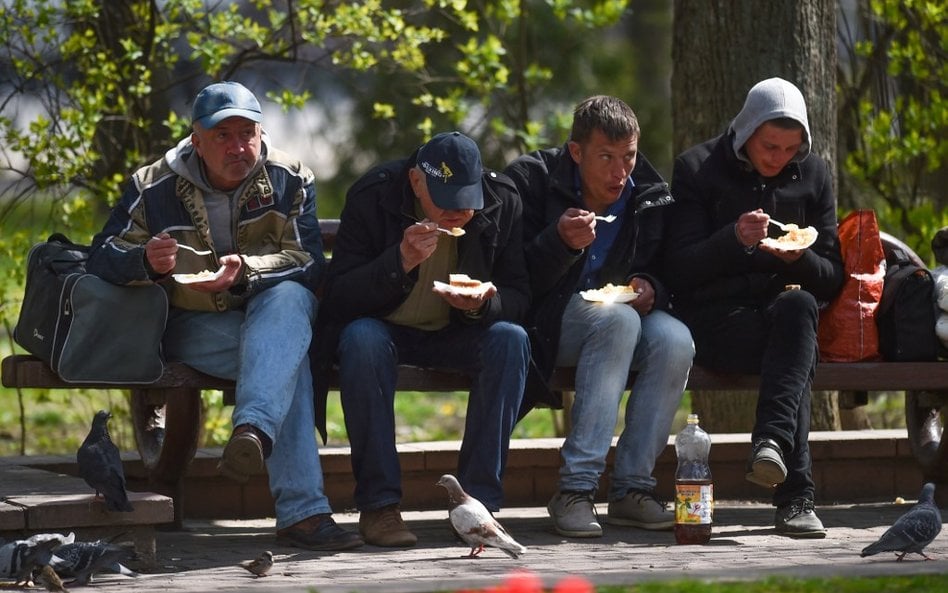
[674,413,713,544]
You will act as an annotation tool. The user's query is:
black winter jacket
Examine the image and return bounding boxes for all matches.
[504,145,674,410]
[311,150,530,440]
[665,131,844,313]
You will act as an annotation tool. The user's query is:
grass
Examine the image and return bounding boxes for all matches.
[439,573,948,593]
[600,574,948,593]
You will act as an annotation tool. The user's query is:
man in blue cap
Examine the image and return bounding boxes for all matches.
[87,81,363,550]
[313,132,531,547]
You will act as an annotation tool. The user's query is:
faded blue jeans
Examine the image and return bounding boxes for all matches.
[162,281,330,529]
[337,318,529,512]
[555,294,694,500]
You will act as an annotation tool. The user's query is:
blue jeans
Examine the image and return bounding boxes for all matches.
[337,318,529,512]
[162,282,330,529]
[554,294,694,500]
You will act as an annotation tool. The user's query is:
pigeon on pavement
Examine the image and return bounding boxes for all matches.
[77,410,134,512]
[436,474,526,559]
[0,537,64,584]
[240,550,274,577]
[861,482,943,561]
[50,539,138,585]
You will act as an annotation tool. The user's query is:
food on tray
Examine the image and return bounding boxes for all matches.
[172,267,225,284]
[580,283,640,304]
[761,224,818,251]
[449,273,482,288]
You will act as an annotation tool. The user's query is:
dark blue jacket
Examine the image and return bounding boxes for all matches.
[311,150,529,440]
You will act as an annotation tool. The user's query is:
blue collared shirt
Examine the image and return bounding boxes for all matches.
[578,176,634,290]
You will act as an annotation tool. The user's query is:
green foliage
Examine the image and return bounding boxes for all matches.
[838,0,947,254]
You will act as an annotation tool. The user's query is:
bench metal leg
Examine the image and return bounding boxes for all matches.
[129,387,204,525]
[904,390,948,503]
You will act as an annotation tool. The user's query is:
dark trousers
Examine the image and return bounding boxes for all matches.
[682,289,818,507]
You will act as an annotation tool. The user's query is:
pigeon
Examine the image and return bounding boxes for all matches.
[50,540,138,585]
[77,410,134,512]
[436,474,526,559]
[861,482,943,561]
[36,564,68,592]
[240,550,274,577]
[0,537,64,584]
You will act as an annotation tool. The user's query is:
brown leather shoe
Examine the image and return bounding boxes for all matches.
[359,504,417,547]
[276,514,364,551]
[218,424,268,483]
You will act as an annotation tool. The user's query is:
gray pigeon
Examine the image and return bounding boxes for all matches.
[240,550,274,577]
[50,540,138,585]
[436,474,526,559]
[0,537,64,584]
[861,482,943,561]
[77,410,133,512]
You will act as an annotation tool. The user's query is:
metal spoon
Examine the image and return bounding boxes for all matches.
[414,222,465,236]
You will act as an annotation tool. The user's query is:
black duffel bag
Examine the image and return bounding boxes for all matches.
[14,233,168,383]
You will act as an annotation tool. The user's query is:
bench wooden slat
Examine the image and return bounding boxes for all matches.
[6,353,947,393]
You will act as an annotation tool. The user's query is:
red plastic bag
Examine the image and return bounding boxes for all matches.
[817,210,885,362]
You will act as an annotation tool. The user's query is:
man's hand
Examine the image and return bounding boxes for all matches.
[629,277,655,315]
[758,242,806,263]
[436,284,498,314]
[400,221,439,272]
[145,233,178,275]
[557,208,596,251]
[183,254,243,293]
[735,208,769,248]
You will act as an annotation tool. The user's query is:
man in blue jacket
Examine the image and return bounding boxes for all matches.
[314,132,531,547]
[666,78,845,538]
[505,96,694,538]
[87,81,362,551]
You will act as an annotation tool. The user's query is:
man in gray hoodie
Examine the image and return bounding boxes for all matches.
[665,78,844,537]
[87,81,362,551]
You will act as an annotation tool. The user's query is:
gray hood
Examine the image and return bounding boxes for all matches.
[729,77,811,165]
[165,131,270,191]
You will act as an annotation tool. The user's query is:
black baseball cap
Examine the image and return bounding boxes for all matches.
[416,132,484,210]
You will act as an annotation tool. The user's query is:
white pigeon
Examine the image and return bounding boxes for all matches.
[436,474,526,559]
[861,482,942,561]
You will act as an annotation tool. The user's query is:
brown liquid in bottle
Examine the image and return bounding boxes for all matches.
[674,478,713,544]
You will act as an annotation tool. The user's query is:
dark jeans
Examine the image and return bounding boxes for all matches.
[682,289,818,507]
[337,318,529,512]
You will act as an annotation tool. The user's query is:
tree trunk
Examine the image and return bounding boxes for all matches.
[672,0,839,433]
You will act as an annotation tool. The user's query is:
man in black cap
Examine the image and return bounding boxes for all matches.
[313,132,531,547]
[88,81,362,551]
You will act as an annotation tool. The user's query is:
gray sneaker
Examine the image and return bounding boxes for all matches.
[775,498,826,539]
[605,488,675,530]
[548,490,602,538]
[746,437,788,488]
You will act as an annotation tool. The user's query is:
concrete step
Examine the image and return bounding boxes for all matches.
[9,430,925,522]
[0,459,175,568]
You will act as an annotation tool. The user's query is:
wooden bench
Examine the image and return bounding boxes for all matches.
[3,222,947,520]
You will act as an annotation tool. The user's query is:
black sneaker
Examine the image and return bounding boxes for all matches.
[746,437,787,488]
[276,514,364,550]
[775,498,826,539]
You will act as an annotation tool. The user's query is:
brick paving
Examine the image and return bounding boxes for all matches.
[56,500,948,593]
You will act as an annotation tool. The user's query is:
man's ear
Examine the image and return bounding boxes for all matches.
[567,140,582,165]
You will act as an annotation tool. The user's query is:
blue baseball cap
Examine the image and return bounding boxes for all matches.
[416,132,484,210]
[191,81,263,129]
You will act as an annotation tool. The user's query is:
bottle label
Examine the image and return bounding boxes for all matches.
[675,483,713,525]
